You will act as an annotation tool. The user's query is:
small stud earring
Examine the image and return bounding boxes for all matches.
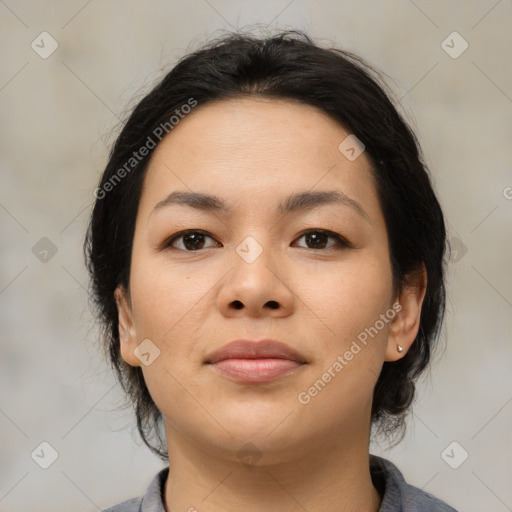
[397,345,403,353]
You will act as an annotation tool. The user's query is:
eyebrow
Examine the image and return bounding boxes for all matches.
[151,190,370,222]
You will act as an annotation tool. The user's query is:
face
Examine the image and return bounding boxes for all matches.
[115,97,425,463]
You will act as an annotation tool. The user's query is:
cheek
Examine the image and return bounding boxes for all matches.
[129,256,207,337]
[296,258,393,421]
[128,260,209,418]
[303,253,394,343]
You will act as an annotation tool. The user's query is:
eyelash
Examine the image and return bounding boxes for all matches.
[163,229,352,252]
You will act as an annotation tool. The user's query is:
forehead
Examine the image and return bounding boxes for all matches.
[149,96,360,167]
[139,97,379,216]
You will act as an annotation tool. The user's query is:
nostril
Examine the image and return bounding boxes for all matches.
[266,300,279,309]
[232,300,244,309]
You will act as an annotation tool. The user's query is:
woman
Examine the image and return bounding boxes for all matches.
[85,31,458,511]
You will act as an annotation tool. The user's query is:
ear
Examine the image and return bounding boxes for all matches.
[114,285,141,367]
[385,264,427,362]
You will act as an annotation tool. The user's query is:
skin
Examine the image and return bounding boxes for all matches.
[115,97,427,512]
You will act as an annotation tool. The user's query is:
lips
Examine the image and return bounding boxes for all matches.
[205,339,307,365]
[205,340,307,383]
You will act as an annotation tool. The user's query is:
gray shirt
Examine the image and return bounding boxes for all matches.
[102,454,459,511]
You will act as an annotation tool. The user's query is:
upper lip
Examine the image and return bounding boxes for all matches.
[205,340,307,364]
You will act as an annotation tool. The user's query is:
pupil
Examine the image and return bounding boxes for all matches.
[307,232,327,249]
[184,233,204,250]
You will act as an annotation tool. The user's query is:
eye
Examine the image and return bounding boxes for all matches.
[292,229,351,250]
[163,228,350,252]
[164,230,221,251]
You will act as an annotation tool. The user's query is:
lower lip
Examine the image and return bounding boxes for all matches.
[209,358,304,383]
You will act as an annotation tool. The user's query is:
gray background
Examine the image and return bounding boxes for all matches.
[1,1,511,511]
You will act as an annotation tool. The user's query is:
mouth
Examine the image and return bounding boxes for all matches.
[205,339,307,384]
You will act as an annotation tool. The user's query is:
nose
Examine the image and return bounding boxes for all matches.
[216,240,295,318]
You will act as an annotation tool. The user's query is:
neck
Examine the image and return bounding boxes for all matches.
[163,425,381,512]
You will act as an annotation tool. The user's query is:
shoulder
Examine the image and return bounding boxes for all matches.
[101,497,142,512]
[400,480,459,512]
[101,466,169,512]
[370,455,459,512]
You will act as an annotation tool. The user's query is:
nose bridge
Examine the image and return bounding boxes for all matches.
[232,232,279,291]
[235,234,267,266]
